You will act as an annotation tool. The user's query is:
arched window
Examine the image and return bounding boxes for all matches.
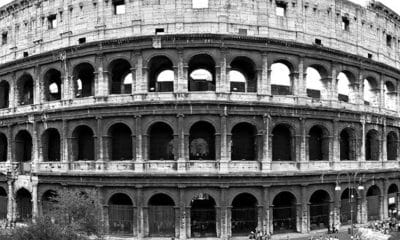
[148,56,174,92]
[363,78,378,106]
[0,81,9,108]
[149,122,174,160]
[308,126,329,161]
[108,193,134,235]
[42,128,61,162]
[270,62,292,95]
[366,130,379,161]
[44,69,62,101]
[340,128,356,161]
[231,193,258,236]
[272,124,292,161]
[388,184,399,218]
[148,194,175,237]
[189,121,215,160]
[0,187,7,220]
[340,188,358,225]
[367,186,381,221]
[309,190,331,230]
[0,133,7,162]
[41,190,58,217]
[15,130,32,163]
[188,54,215,92]
[109,59,132,94]
[337,72,351,102]
[17,74,34,105]
[108,123,132,160]
[306,66,325,99]
[229,57,257,92]
[16,188,32,222]
[272,192,297,233]
[73,63,95,98]
[72,126,95,161]
[384,81,396,110]
[231,123,256,160]
[191,193,216,237]
[387,131,398,161]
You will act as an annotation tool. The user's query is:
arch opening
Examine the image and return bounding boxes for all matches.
[72,126,95,161]
[16,188,32,222]
[190,194,216,237]
[308,126,329,161]
[0,133,7,162]
[363,78,378,106]
[108,193,134,235]
[0,81,9,109]
[340,188,358,225]
[384,81,396,110]
[306,67,325,99]
[340,128,356,161]
[18,74,34,105]
[188,54,215,92]
[367,185,381,221]
[148,193,175,237]
[73,63,95,98]
[270,62,292,95]
[44,69,62,101]
[0,187,7,220]
[273,192,297,233]
[42,128,61,162]
[309,190,331,230]
[272,124,292,161]
[388,184,399,219]
[231,193,258,236]
[41,190,58,217]
[108,123,132,161]
[149,122,174,160]
[229,57,257,93]
[148,56,174,92]
[387,131,398,161]
[110,59,132,94]
[231,123,257,161]
[366,130,379,161]
[189,121,215,160]
[15,130,32,164]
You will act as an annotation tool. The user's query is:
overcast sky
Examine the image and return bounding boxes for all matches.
[0,0,399,16]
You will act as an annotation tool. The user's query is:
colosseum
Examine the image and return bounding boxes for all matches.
[0,0,398,238]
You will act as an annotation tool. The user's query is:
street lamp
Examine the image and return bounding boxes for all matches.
[335,172,365,236]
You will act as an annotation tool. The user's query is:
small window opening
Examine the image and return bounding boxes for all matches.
[155,28,165,35]
[238,29,247,35]
[387,34,392,47]
[193,0,208,8]
[23,52,29,58]
[342,17,350,31]
[368,53,373,59]
[48,15,57,29]
[113,0,125,15]
[276,2,287,17]
[1,32,7,45]
[78,37,86,44]
[315,39,322,45]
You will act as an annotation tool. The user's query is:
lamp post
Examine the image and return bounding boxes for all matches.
[335,171,364,236]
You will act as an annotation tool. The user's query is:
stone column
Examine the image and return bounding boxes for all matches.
[360,117,366,162]
[61,120,68,165]
[295,57,306,97]
[31,121,39,173]
[360,191,367,223]
[382,181,388,219]
[358,70,365,106]
[135,115,143,172]
[333,187,341,227]
[177,114,186,172]
[332,119,339,163]
[219,113,228,172]
[300,185,309,233]
[178,186,187,240]
[259,52,270,95]
[7,180,13,223]
[220,187,228,240]
[34,65,41,105]
[262,186,271,234]
[177,49,187,93]
[96,117,103,162]
[379,74,385,109]
[32,178,38,221]
[217,49,227,93]
[95,53,108,97]
[9,72,16,109]
[330,65,338,101]
[298,118,306,163]
[261,114,270,172]
[382,120,387,162]
[136,186,144,238]
[135,53,145,95]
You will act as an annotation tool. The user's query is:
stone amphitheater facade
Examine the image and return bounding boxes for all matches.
[0,0,398,238]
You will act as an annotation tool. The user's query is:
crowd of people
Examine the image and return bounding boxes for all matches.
[365,218,400,235]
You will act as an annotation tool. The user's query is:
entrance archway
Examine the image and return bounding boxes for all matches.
[309,190,331,230]
[340,188,358,225]
[190,193,216,237]
[367,185,381,221]
[16,188,32,222]
[108,193,134,235]
[273,192,297,233]
[388,184,398,219]
[41,190,58,216]
[231,193,258,236]
[148,193,175,237]
[0,187,7,220]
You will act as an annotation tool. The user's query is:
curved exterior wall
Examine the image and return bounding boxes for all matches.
[0,0,398,239]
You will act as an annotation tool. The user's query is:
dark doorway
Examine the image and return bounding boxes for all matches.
[73,63,95,98]
[0,81,9,108]
[189,122,215,160]
[308,126,329,161]
[109,59,132,94]
[273,192,297,233]
[367,185,381,221]
[231,193,258,236]
[148,193,175,237]
[149,122,174,160]
[366,130,379,161]
[108,193,134,235]
[42,128,61,162]
[0,133,7,162]
[72,126,94,161]
[109,123,132,160]
[191,194,216,237]
[387,132,398,161]
[15,130,32,163]
[0,187,7,220]
[44,69,62,101]
[231,123,256,160]
[16,188,32,222]
[309,190,330,230]
[272,124,292,161]
[340,188,358,225]
[41,190,58,217]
